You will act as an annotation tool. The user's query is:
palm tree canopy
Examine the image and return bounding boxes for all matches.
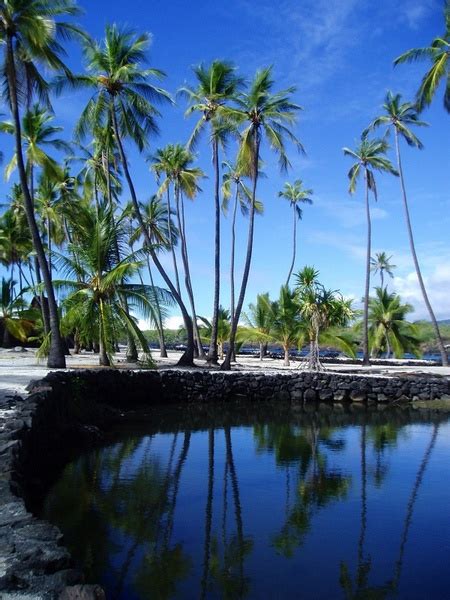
[178,60,243,149]
[363,91,428,149]
[59,24,171,148]
[278,179,313,219]
[370,252,396,279]
[394,2,450,112]
[226,67,305,174]
[367,287,422,358]
[0,104,71,179]
[0,0,85,107]
[343,137,398,197]
[151,144,205,200]
[221,159,264,216]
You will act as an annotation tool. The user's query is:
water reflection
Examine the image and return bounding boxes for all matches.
[42,406,450,600]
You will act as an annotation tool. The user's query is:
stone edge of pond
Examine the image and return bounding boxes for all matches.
[0,368,449,599]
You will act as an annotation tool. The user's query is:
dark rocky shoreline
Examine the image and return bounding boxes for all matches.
[0,368,449,599]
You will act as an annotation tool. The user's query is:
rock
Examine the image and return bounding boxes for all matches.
[303,389,317,403]
[350,390,366,403]
[59,584,106,599]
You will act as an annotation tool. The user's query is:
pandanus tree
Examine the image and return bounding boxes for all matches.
[221,67,304,369]
[370,251,396,289]
[364,92,448,365]
[278,179,313,286]
[61,25,195,366]
[394,1,450,113]
[0,0,84,367]
[368,287,421,359]
[151,143,206,358]
[179,61,243,364]
[295,267,356,371]
[343,137,398,365]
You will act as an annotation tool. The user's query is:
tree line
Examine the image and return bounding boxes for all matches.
[0,0,448,368]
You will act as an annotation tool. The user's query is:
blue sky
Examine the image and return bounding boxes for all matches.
[1,0,449,327]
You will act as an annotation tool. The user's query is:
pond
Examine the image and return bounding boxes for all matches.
[41,404,450,599]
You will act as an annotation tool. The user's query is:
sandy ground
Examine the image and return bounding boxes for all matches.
[0,347,449,401]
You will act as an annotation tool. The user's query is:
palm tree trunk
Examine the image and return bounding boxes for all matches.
[6,35,65,368]
[47,216,52,279]
[166,187,182,297]
[363,170,371,366]
[146,255,168,358]
[286,204,297,286]
[207,137,220,364]
[283,345,290,366]
[98,300,110,367]
[110,102,194,366]
[229,186,239,363]
[394,129,448,366]
[380,270,384,289]
[222,136,261,370]
[176,187,205,359]
[201,428,215,600]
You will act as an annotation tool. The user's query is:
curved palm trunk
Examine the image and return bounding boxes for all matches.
[392,423,439,590]
[207,138,220,364]
[110,104,194,366]
[146,256,168,358]
[222,137,261,370]
[394,129,448,366]
[363,169,371,366]
[98,300,110,367]
[286,204,297,286]
[225,427,245,595]
[176,188,205,359]
[6,36,65,368]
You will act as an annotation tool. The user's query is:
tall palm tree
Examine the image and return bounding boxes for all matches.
[222,159,263,354]
[152,144,206,358]
[0,0,84,367]
[370,251,396,288]
[368,287,421,359]
[364,92,448,365]
[130,196,179,358]
[343,137,398,365]
[179,61,242,364]
[394,2,450,113]
[63,25,196,366]
[221,67,304,369]
[278,179,313,286]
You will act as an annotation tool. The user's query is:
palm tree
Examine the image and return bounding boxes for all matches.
[63,25,196,366]
[343,137,398,365]
[370,251,396,288]
[221,67,304,370]
[130,196,179,358]
[278,179,313,286]
[295,266,356,371]
[0,207,33,294]
[368,287,421,359]
[241,292,277,360]
[180,61,242,364]
[271,285,304,366]
[1,278,35,348]
[364,91,448,365]
[152,144,206,358]
[58,206,169,366]
[199,307,231,360]
[394,2,450,113]
[0,0,84,367]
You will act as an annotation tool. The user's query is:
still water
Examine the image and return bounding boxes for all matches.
[42,405,450,599]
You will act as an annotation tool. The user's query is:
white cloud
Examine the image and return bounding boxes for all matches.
[318,197,389,228]
[393,264,450,320]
